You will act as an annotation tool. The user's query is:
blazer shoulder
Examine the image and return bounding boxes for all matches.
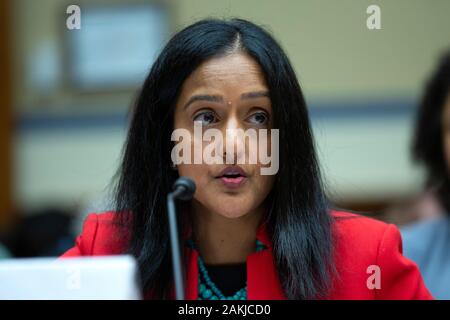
[330,210,393,277]
[331,210,389,240]
[61,211,129,257]
[330,210,405,263]
[329,210,433,299]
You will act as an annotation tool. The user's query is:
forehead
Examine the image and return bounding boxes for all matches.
[183,53,268,91]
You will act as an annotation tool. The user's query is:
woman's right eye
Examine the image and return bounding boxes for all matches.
[193,110,219,125]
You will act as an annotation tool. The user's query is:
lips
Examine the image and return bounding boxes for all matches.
[215,166,248,188]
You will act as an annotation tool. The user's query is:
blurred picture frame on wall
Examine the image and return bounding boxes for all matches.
[65,2,169,92]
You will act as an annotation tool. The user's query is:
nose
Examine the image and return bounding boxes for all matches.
[222,117,246,164]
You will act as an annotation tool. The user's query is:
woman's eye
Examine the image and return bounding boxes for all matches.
[193,111,218,125]
[247,112,269,125]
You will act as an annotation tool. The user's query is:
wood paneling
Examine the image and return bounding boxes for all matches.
[0,0,15,230]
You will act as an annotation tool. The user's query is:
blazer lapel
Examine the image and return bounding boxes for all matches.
[247,222,286,299]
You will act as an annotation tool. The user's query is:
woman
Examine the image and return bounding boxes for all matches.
[62,19,432,300]
[401,51,450,299]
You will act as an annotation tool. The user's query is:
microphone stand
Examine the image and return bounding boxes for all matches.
[167,189,185,300]
[167,177,196,300]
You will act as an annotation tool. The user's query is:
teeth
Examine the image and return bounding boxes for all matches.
[224,173,240,177]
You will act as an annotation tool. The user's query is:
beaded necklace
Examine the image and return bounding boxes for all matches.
[187,239,266,300]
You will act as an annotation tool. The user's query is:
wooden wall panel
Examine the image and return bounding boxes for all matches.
[0,0,15,230]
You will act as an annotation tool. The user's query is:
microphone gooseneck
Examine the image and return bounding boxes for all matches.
[167,177,196,300]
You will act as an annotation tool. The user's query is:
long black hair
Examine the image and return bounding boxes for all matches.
[114,18,334,299]
[412,50,450,213]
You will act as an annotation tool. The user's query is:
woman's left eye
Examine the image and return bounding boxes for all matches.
[247,112,269,125]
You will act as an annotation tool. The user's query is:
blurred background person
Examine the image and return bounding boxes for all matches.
[400,51,450,300]
[4,208,75,258]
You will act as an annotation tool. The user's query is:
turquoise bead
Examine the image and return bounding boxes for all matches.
[202,289,212,299]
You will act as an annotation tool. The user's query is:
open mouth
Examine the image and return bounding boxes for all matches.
[216,166,248,188]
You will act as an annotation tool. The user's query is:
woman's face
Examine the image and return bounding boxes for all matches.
[173,53,276,219]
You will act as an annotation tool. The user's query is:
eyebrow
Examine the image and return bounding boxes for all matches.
[183,95,223,110]
[241,91,270,100]
[183,90,270,110]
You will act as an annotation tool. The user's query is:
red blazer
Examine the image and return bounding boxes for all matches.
[61,210,433,300]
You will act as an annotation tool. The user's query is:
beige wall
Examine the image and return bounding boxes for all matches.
[14,0,450,109]
[173,0,450,100]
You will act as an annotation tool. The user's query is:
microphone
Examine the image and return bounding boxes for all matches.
[171,177,196,201]
[167,177,196,300]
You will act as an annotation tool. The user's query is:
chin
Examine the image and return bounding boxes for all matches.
[215,208,249,219]
[207,195,256,219]
[192,197,249,219]
[193,188,263,219]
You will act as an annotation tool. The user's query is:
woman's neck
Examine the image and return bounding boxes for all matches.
[191,202,265,265]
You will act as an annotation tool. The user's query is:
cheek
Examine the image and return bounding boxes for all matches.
[251,173,275,208]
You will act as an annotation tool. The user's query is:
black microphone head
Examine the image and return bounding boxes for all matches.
[172,177,196,200]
